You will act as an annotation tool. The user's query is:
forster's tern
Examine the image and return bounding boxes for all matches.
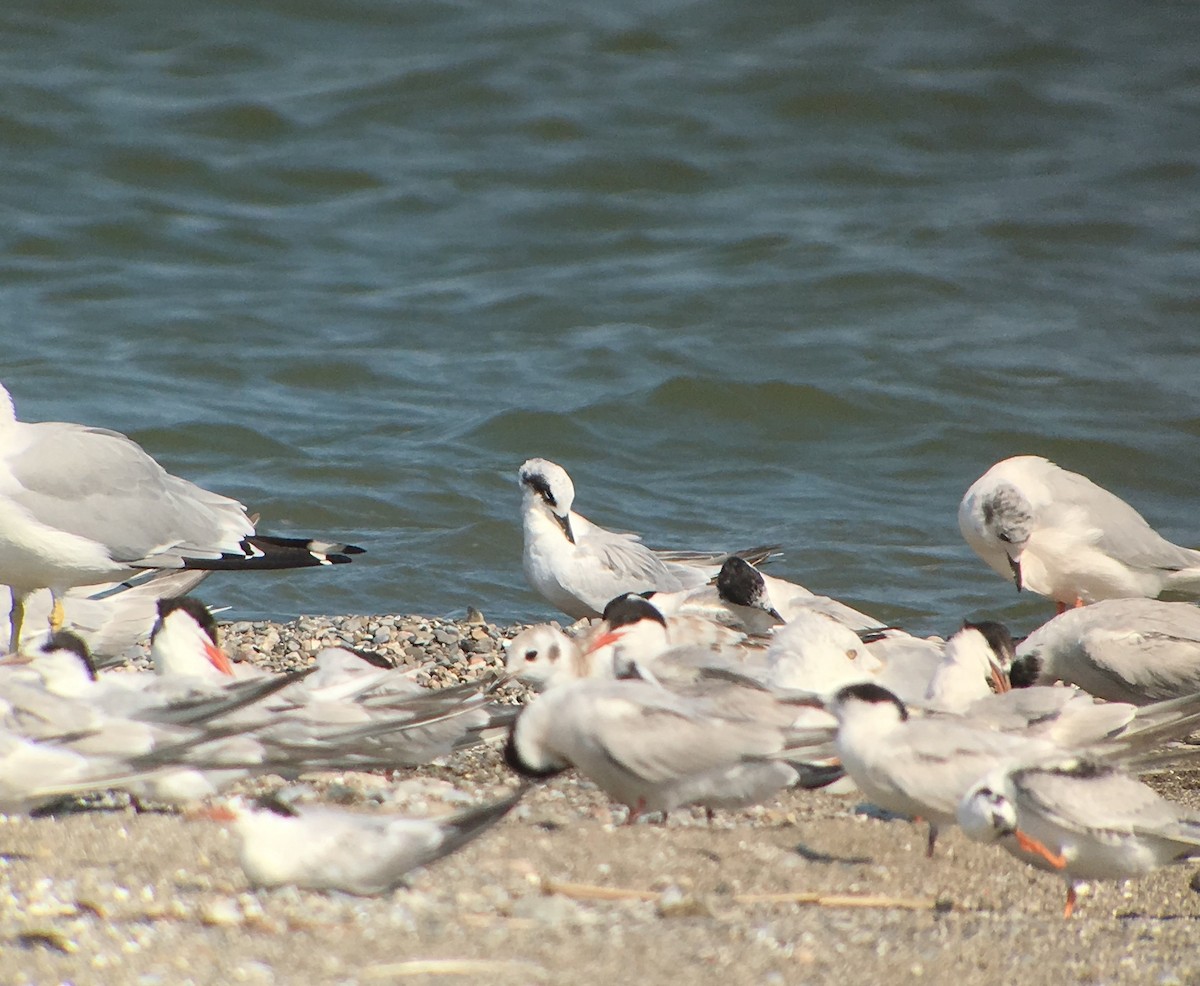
[826,682,1065,854]
[212,788,523,895]
[0,381,364,653]
[959,455,1200,610]
[1010,598,1200,705]
[504,675,838,819]
[959,755,1200,917]
[518,457,776,620]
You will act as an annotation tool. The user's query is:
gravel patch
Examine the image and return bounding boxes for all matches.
[3,613,1200,986]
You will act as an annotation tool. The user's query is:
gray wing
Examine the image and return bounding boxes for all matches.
[1042,469,1200,574]
[1011,760,1190,839]
[8,421,251,564]
[579,685,785,785]
[569,524,690,604]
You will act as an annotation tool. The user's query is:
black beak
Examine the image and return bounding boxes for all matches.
[1007,554,1022,592]
[553,512,574,544]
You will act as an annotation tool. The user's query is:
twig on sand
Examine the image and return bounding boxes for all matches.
[539,876,950,912]
[361,959,549,980]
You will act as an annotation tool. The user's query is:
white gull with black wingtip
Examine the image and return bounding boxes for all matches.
[517,457,777,620]
[0,381,364,654]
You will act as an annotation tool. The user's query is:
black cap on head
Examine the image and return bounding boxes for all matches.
[42,630,97,681]
[715,557,767,608]
[154,596,219,646]
[600,593,667,630]
[962,620,1016,665]
[833,681,909,721]
[1007,653,1042,689]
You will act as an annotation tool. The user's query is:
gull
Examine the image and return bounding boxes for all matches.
[504,674,839,820]
[0,381,364,653]
[518,457,777,620]
[959,754,1200,917]
[1010,598,1200,705]
[959,455,1200,611]
[210,787,523,895]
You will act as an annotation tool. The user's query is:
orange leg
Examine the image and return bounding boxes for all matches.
[1015,829,1067,869]
[1063,884,1077,919]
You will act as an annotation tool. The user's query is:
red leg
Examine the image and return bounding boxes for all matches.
[1063,884,1077,919]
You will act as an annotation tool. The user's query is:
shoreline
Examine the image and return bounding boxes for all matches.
[5,614,1200,985]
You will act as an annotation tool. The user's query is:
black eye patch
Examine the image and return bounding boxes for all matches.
[522,472,557,507]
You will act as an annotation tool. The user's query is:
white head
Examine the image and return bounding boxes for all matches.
[518,458,576,542]
[826,681,910,731]
[766,611,882,693]
[957,769,1018,844]
[924,620,1014,710]
[505,625,589,689]
[151,597,233,678]
[30,631,97,698]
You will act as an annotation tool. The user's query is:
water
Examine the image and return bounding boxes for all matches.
[2,0,1198,633]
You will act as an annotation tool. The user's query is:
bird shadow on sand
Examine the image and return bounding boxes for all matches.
[790,841,873,866]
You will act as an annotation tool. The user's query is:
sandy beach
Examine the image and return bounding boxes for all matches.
[3,613,1200,986]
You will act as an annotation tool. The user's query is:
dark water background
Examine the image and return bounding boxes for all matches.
[3,0,1198,633]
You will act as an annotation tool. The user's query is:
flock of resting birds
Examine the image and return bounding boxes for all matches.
[5,380,1200,915]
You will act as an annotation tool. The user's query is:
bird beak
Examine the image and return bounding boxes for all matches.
[989,661,1011,694]
[585,628,622,654]
[205,640,235,676]
[1007,554,1023,591]
[553,512,575,544]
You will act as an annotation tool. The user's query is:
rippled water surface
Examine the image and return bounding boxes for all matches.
[3,0,1198,631]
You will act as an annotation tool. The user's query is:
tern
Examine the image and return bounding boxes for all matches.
[959,754,1200,917]
[211,787,524,895]
[518,457,776,620]
[1010,598,1200,705]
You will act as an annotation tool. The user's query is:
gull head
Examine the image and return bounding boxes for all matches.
[979,484,1035,589]
[518,458,576,543]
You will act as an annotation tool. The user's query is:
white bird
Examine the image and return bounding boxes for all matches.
[959,755,1200,917]
[2,569,212,666]
[504,675,839,820]
[0,381,364,653]
[1010,598,1200,705]
[209,787,524,895]
[826,681,1061,855]
[959,455,1200,610]
[504,624,593,690]
[517,457,776,620]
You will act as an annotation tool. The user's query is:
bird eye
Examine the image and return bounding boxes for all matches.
[524,649,539,663]
[997,532,1012,544]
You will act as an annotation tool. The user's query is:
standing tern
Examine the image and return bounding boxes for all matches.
[959,455,1200,610]
[518,457,777,620]
[504,675,839,819]
[959,755,1200,917]
[210,787,524,895]
[0,381,364,653]
[1010,598,1200,705]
